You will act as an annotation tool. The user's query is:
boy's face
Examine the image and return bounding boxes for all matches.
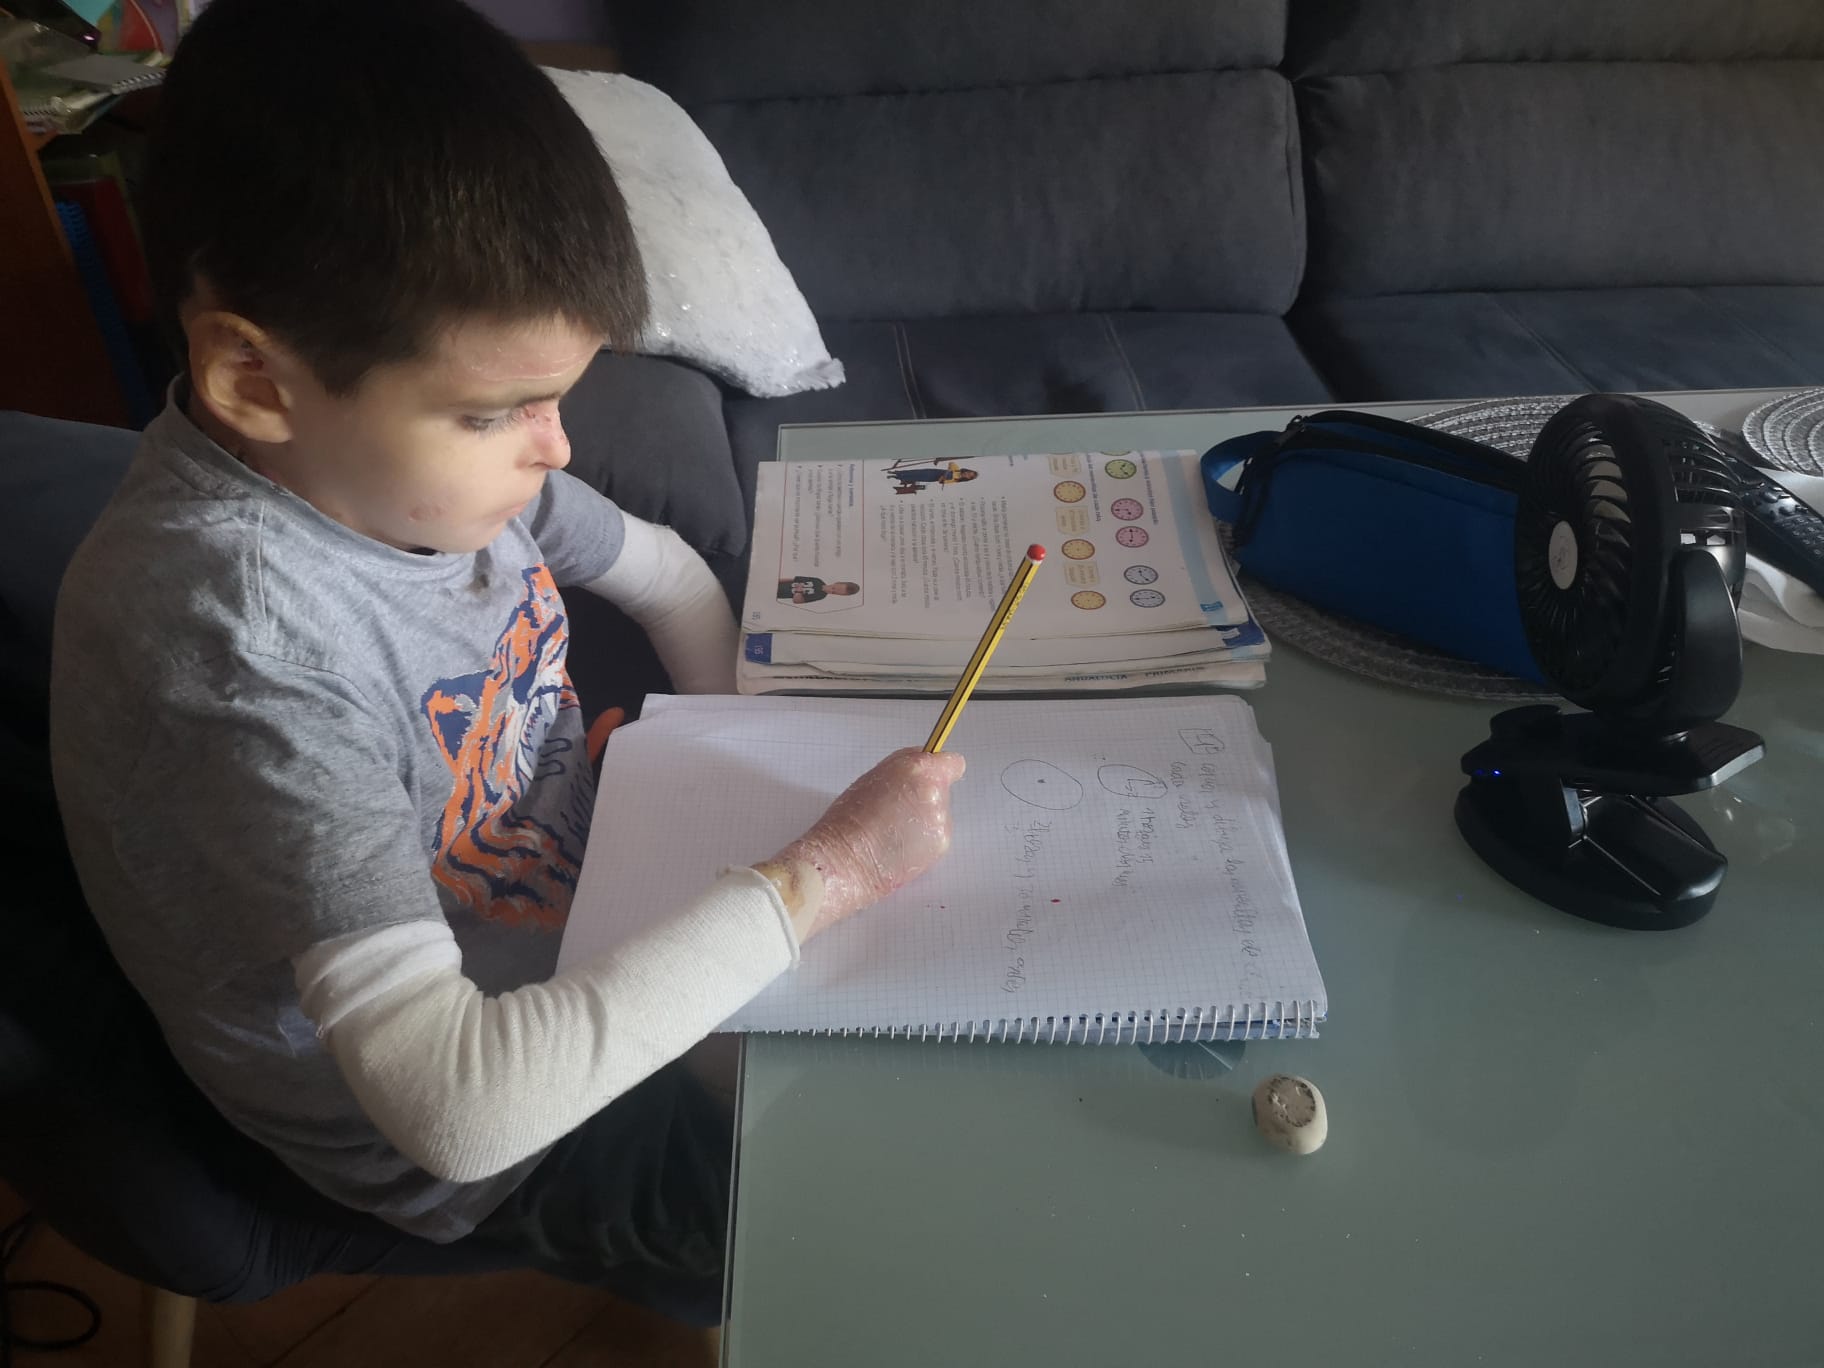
[251,317,602,555]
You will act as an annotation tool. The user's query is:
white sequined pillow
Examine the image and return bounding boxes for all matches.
[546,68,844,399]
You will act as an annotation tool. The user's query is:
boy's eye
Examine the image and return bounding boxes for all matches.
[460,409,519,434]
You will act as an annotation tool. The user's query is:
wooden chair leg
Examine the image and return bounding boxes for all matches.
[140,1283,196,1368]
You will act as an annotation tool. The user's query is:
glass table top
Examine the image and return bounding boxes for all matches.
[723,392,1822,1367]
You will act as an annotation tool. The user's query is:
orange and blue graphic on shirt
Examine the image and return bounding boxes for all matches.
[420,564,586,928]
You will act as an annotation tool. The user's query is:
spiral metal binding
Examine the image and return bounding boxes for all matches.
[767,1003,1322,1045]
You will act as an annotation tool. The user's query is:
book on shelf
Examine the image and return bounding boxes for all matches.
[1,14,164,136]
[55,198,156,425]
[737,448,1267,695]
[42,131,153,323]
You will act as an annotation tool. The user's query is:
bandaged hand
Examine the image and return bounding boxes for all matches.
[755,748,965,940]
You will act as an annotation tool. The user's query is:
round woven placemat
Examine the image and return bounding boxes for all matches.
[1742,388,1824,476]
[1236,395,1748,701]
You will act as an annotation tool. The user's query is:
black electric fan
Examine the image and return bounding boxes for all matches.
[1455,394,1765,930]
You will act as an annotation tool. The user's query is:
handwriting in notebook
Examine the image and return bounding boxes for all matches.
[562,694,1328,1042]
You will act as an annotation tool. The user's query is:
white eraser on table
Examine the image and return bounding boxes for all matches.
[1251,1073,1327,1155]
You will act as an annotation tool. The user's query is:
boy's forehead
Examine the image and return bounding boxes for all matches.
[428,317,605,394]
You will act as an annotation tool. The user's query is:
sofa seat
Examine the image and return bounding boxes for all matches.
[1293,286,1824,403]
[725,311,1334,474]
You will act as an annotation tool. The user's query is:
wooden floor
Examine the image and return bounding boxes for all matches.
[0,1184,717,1368]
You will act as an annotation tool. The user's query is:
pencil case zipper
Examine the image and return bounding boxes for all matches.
[1231,410,1525,548]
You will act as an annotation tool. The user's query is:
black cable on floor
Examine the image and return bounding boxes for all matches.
[0,1212,102,1368]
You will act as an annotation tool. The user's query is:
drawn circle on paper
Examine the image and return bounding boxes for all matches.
[1104,458,1138,479]
[1129,588,1166,608]
[1053,480,1087,503]
[1098,765,1169,799]
[1116,525,1149,549]
[1071,590,1107,610]
[1111,498,1144,521]
[1124,565,1159,585]
[1001,759,1085,810]
[1061,538,1096,560]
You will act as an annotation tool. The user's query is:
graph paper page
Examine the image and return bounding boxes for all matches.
[559,696,1325,1038]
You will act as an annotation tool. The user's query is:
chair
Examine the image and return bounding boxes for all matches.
[0,412,524,1368]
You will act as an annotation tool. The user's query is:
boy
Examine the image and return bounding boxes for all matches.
[48,0,962,1326]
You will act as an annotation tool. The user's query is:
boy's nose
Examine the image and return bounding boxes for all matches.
[542,429,573,471]
[526,407,571,471]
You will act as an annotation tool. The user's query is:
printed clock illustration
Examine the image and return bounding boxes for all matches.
[1110,498,1144,520]
[1115,526,1149,548]
[1129,588,1166,608]
[1124,565,1159,585]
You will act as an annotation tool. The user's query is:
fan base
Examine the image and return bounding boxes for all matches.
[1455,780,1724,930]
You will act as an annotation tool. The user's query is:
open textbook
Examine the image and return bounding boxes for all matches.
[738,450,1267,694]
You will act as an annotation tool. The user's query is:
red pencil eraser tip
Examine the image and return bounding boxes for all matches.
[1027,544,1047,562]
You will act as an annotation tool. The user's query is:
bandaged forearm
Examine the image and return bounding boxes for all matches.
[582,516,737,694]
[292,868,797,1184]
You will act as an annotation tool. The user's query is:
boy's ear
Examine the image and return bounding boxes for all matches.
[187,310,304,446]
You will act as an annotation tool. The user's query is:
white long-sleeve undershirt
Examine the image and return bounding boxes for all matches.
[290,513,778,1185]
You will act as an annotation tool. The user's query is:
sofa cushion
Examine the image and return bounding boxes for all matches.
[1289,0,1824,298]
[559,350,743,559]
[721,322,917,508]
[1287,0,1824,74]
[724,311,1332,481]
[555,351,745,708]
[613,0,1303,322]
[1091,313,1332,413]
[692,72,1304,322]
[1292,287,1824,403]
[613,0,1288,104]
[1298,62,1824,297]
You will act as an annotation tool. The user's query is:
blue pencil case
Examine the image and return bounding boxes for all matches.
[1201,410,1547,683]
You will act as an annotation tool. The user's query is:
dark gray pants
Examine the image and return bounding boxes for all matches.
[468,1059,734,1327]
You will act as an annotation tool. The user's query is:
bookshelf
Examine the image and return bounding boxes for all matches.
[0,50,128,426]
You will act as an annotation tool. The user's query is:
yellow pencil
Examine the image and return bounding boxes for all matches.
[924,544,1047,753]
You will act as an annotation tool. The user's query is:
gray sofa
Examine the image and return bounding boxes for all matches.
[562,0,1824,650]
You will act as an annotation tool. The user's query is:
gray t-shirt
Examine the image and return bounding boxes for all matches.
[50,396,625,1239]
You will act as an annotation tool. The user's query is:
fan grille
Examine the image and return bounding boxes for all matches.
[1665,427,1742,549]
[1516,434,1637,697]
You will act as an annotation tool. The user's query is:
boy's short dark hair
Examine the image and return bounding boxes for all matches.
[140,0,647,393]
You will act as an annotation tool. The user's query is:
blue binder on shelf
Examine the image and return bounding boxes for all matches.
[55,199,155,428]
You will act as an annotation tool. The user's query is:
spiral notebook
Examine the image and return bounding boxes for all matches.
[558,694,1327,1043]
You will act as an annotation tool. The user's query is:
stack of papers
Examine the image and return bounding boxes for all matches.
[738,450,1267,694]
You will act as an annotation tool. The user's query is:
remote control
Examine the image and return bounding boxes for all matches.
[1722,449,1824,598]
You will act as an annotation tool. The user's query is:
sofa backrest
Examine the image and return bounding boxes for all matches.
[611,0,1305,321]
[1290,0,1824,298]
